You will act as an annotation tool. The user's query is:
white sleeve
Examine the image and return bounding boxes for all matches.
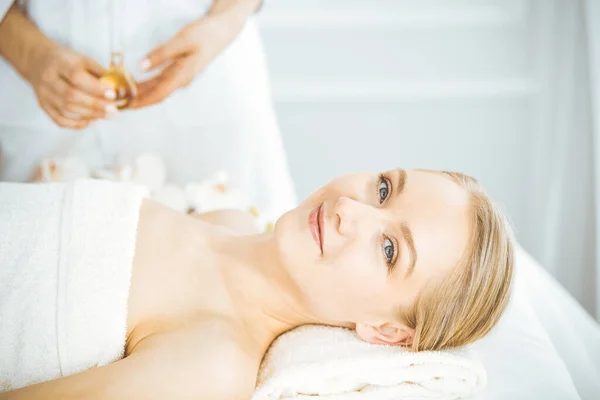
[0,0,14,23]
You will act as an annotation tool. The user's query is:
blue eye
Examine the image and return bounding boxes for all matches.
[383,237,395,265]
[378,175,390,203]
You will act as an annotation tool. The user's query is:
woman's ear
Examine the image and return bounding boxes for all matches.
[355,322,414,346]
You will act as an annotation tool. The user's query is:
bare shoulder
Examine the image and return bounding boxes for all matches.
[1,317,259,400]
[0,324,259,400]
[138,198,259,235]
[190,209,259,235]
[132,319,260,400]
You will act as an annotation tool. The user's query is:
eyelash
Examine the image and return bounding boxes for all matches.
[381,235,397,271]
[376,174,397,271]
[377,173,391,204]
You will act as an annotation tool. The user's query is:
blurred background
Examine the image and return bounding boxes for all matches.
[255,0,599,320]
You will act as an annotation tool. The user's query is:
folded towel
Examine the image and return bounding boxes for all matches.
[0,180,148,391]
[252,325,486,400]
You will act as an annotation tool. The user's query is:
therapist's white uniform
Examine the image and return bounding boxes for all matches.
[0,0,297,221]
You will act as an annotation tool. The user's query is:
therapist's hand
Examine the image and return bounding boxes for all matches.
[30,47,118,129]
[0,3,118,129]
[130,0,261,109]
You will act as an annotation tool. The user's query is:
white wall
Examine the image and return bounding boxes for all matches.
[256,0,598,315]
[257,0,533,203]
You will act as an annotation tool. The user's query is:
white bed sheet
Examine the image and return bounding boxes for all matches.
[471,245,600,400]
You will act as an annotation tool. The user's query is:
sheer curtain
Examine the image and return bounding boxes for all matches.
[522,0,597,319]
[585,0,600,319]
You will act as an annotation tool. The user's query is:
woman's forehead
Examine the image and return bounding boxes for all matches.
[392,170,471,282]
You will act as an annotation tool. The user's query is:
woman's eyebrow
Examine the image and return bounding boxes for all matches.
[393,169,417,278]
[395,168,407,198]
[401,222,417,279]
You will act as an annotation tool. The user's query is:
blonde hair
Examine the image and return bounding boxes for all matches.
[400,171,515,351]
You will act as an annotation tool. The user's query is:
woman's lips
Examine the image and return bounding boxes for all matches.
[309,203,323,254]
[318,203,325,252]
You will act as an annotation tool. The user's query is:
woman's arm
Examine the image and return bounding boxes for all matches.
[208,0,263,24]
[0,328,256,400]
[0,2,58,83]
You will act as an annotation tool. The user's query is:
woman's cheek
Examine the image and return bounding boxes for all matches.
[337,251,376,284]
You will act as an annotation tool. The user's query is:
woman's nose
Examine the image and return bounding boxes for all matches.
[334,196,375,237]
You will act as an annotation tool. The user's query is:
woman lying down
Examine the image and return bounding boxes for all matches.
[0,169,514,399]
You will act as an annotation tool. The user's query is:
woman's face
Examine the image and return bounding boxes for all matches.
[274,169,471,331]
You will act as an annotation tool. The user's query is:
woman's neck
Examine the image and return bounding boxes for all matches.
[206,230,330,351]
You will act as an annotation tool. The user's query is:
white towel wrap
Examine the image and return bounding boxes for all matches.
[0,180,149,391]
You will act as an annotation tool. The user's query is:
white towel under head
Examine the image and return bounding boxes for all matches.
[252,325,487,400]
